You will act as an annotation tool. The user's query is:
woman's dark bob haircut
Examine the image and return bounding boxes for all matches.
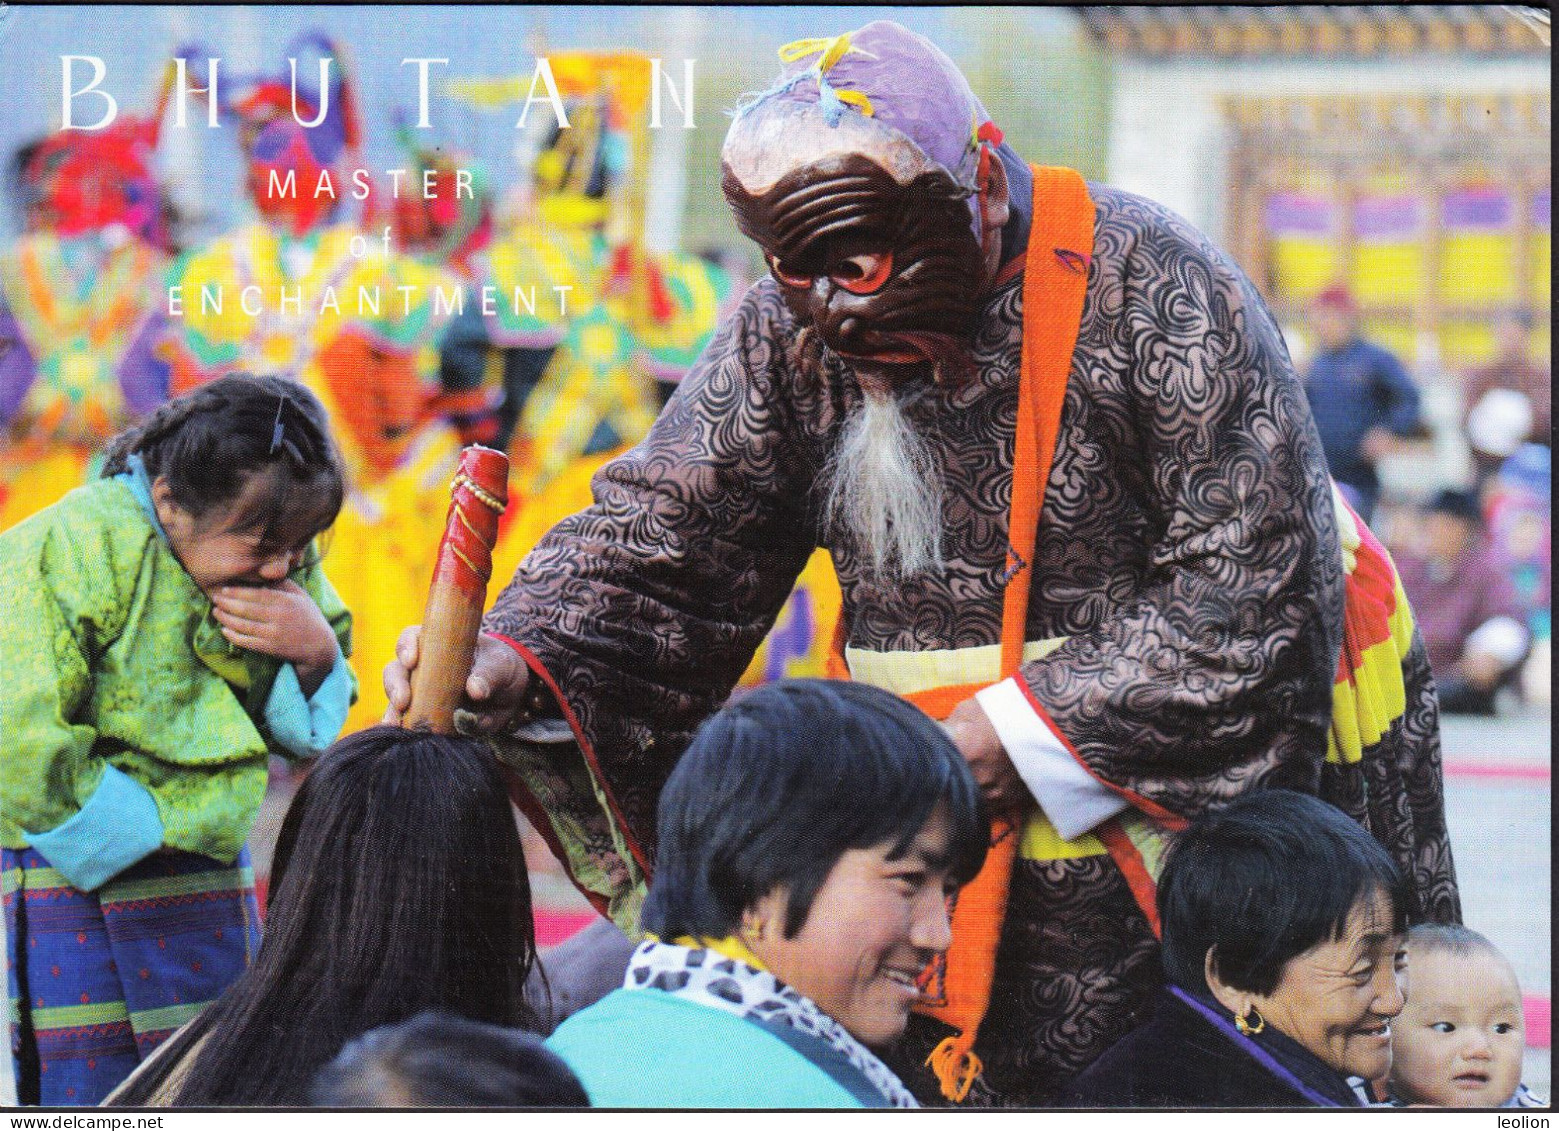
[642,679,987,940]
[1158,789,1412,999]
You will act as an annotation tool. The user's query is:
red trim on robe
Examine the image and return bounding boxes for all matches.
[1096,818,1162,938]
[487,631,653,876]
[1015,679,1188,830]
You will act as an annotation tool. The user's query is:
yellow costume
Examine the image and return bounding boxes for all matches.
[163,223,459,729]
[0,232,169,533]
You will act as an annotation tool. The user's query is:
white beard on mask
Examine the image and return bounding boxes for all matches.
[821,386,946,584]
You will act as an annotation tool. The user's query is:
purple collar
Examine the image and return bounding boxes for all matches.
[1168,985,1349,1107]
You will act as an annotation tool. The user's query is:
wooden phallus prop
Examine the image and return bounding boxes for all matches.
[402,445,510,732]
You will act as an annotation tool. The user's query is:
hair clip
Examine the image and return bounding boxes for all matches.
[270,395,287,454]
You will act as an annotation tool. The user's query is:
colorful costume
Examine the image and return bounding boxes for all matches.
[1,468,353,1104]
[0,116,172,533]
[160,41,460,730]
[456,54,737,500]
[481,22,1456,1106]
[497,237,735,499]
[370,123,505,448]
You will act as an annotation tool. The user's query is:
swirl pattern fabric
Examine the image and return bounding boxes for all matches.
[484,182,1457,1103]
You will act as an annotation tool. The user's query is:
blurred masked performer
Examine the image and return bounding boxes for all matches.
[468,23,1457,1105]
[369,116,502,449]
[0,112,172,531]
[162,35,458,728]
[456,54,833,686]
[456,53,737,501]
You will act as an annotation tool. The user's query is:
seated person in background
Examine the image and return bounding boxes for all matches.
[1462,310,1550,490]
[1389,924,1544,1109]
[1393,489,1530,715]
[545,679,988,1108]
[106,727,542,1106]
[311,1011,588,1108]
[1485,444,1551,626]
[1066,789,1410,1108]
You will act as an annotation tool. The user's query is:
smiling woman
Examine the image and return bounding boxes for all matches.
[1065,790,1414,1108]
[543,679,988,1108]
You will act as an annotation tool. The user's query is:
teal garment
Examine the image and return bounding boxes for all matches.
[0,476,354,884]
[546,988,875,1108]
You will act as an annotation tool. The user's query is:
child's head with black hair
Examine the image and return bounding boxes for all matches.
[102,373,346,595]
[310,1011,589,1108]
[1391,923,1528,1108]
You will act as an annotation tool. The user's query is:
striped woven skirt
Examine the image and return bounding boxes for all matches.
[4,845,261,1106]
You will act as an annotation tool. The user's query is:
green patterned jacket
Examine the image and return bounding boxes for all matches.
[0,475,353,882]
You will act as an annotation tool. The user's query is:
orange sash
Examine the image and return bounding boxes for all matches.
[827,166,1096,1100]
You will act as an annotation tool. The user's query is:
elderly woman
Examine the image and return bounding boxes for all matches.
[1066,790,1411,1107]
[545,679,988,1107]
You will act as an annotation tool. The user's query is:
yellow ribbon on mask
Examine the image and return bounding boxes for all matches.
[776,34,877,117]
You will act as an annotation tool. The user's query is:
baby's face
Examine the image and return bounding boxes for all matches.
[1391,947,1525,1107]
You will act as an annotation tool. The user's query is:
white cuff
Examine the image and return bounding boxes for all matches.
[974,678,1128,841]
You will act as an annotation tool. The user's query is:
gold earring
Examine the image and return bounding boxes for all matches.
[1235,1005,1266,1037]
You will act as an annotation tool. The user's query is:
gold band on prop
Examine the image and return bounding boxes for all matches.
[402,445,511,733]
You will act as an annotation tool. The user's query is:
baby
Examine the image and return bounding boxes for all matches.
[1390,923,1544,1108]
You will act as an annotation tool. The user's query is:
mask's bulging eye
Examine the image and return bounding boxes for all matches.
[767,254,812,290]
[832,250,893,295]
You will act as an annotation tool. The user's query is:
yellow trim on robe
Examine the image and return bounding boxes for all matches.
[843,636,1102,863]
[843,637,1068,697]
[669,935,769,971]
[1327,572,1416,765]
[1019,819,1107,860]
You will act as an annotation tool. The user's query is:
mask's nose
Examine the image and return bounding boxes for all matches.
[812,290,870,355]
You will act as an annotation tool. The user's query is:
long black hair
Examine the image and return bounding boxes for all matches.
[109,727,540,1106]
[102,372,346,550]
[642,678,987,941]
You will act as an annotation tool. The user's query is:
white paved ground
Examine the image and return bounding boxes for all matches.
[1437,708,1552,1097]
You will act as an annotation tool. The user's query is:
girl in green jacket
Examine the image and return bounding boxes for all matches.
[1,374,354,1105]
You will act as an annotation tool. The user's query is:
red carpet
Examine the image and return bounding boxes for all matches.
[535,908,598,947]
[1443,761,1551,783]
[1526,996,1552,1049]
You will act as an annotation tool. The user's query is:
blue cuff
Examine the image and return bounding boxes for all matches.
[265,649,351,758]
[24,764,164,892]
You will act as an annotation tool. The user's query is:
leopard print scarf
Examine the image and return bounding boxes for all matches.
[625,938,918,1107]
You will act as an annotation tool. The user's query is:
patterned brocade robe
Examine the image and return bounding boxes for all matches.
[485,183,1459,1106]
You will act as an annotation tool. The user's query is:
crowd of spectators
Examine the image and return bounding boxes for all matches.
[77,683,1541,1110]
[1298,287,1550,716]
